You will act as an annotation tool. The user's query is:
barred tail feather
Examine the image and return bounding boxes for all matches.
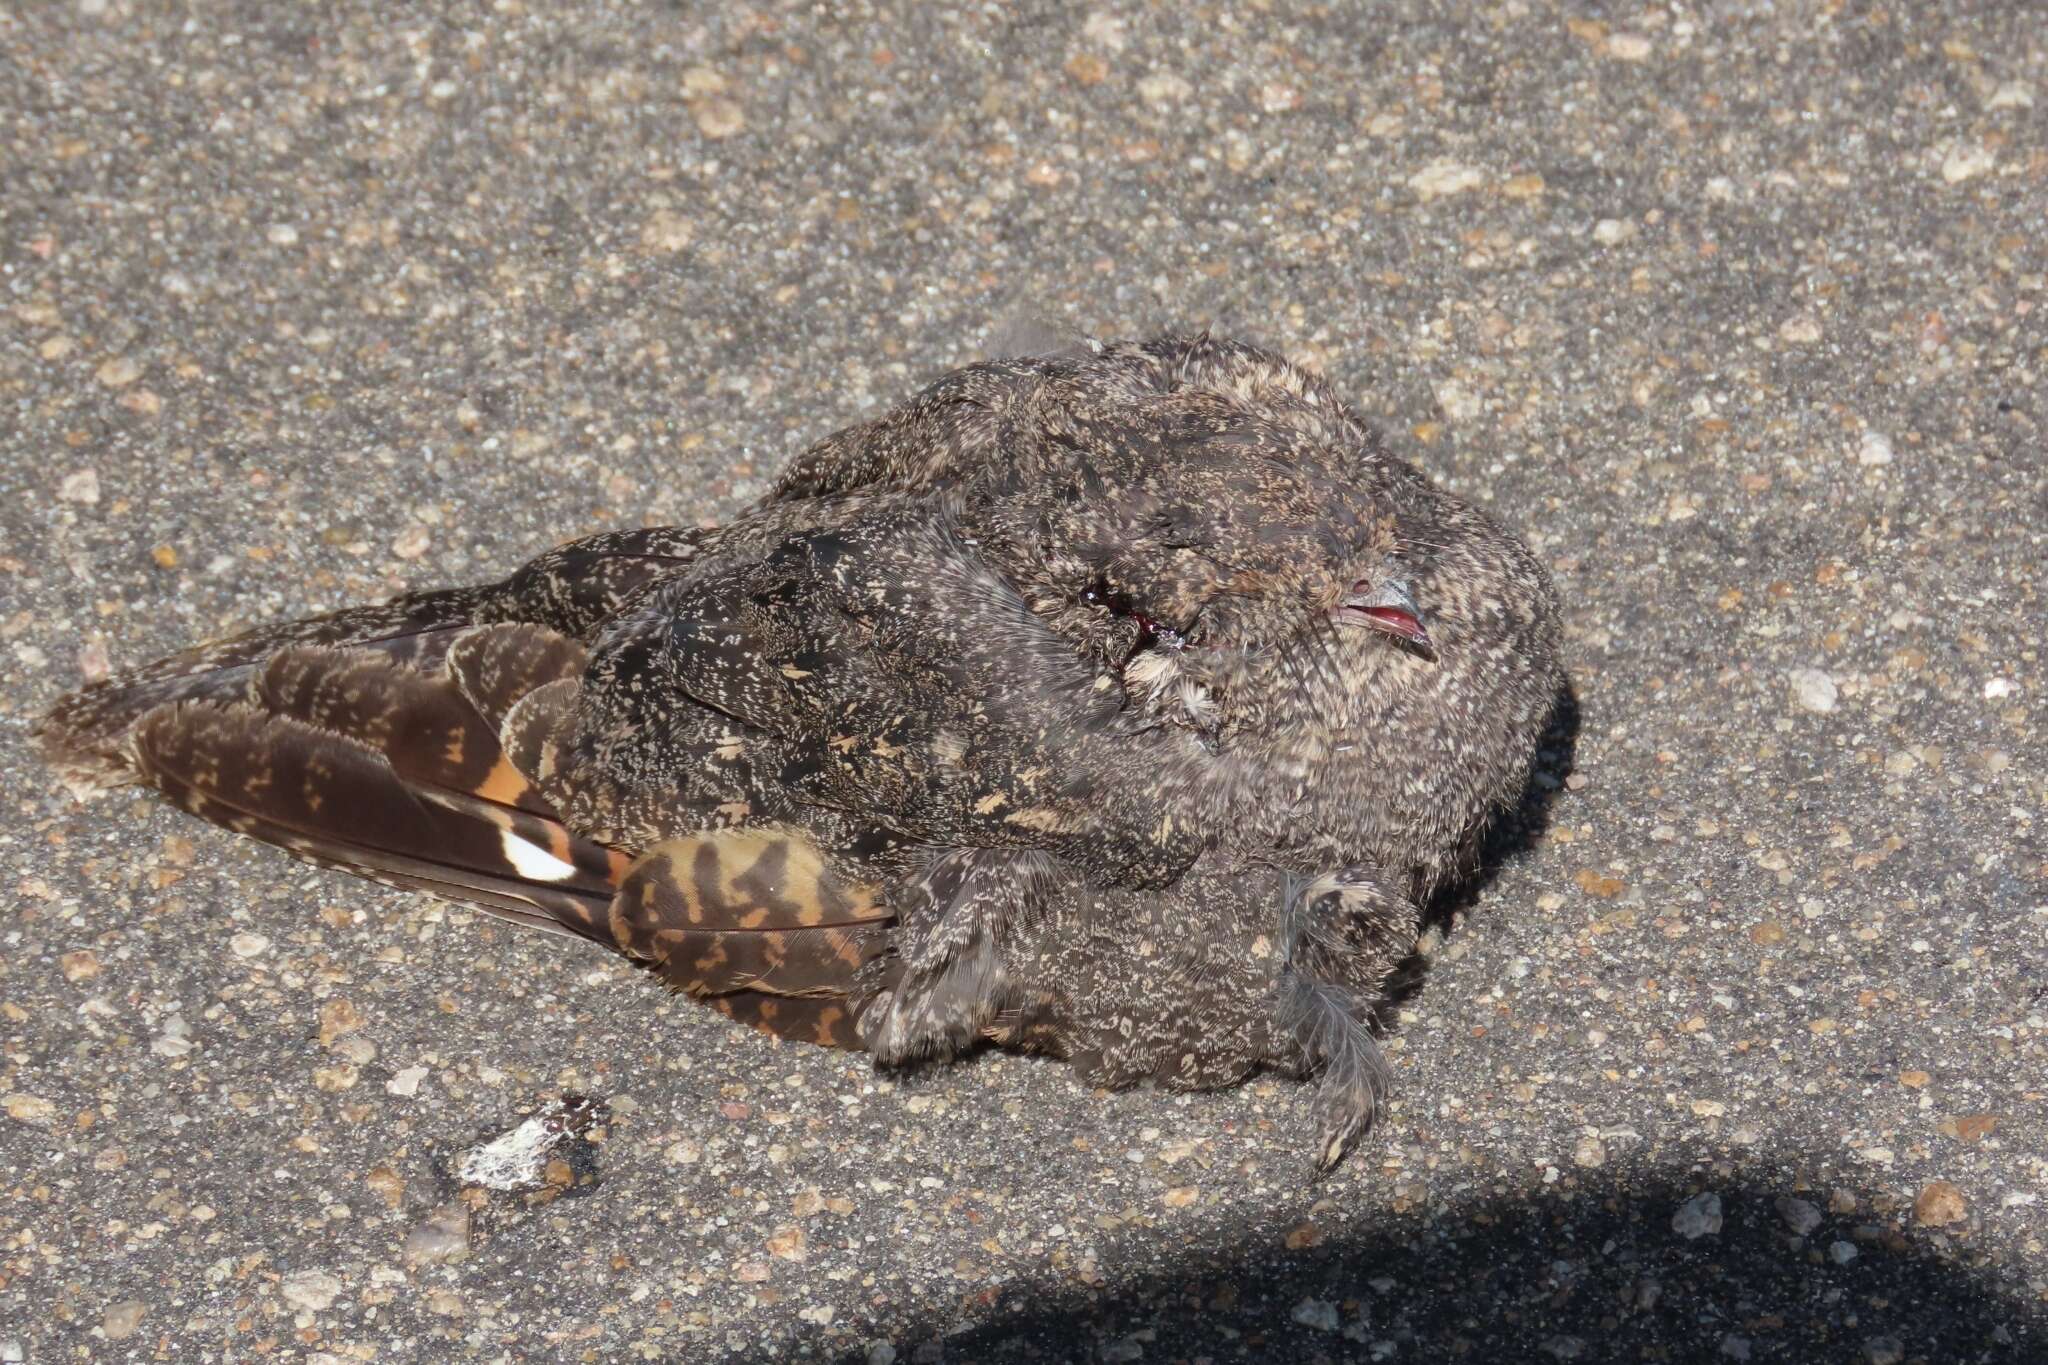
[610,832,890,1007]
[40,606,893,1051]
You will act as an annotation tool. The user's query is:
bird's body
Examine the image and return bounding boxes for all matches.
[40,334,1563,1168]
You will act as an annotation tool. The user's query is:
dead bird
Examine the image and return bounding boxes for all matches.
[39,333,1563,1170]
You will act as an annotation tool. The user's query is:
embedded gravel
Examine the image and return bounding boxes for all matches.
[2,3,2043,1362]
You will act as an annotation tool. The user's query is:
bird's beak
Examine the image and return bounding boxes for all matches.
[1335,580,1435,658]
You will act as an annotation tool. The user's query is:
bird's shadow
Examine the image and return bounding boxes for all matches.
[780,1158,2042,1364]
[1383,677,1582,1014]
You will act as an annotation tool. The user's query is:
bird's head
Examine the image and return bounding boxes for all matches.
[975,333,1561,875]
[1035,449,1553,883]
[1042,449,1443,733]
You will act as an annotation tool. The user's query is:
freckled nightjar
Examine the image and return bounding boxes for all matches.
[41,333,1563,1171]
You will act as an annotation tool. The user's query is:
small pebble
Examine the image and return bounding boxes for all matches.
[3,1095,55,1126]
[1940,145,1994,183]
[101,1300,147,1340]
[1291,1298,1341,1332]
[280,1269,343,1312]
[641,212,693,253]
[1776,1196,1823,1236]
[693,98,746,139]
[60,468,102,504]
[1857,431,1894,466]
[1672,1192,1723,1240]
[1257,82,1301,114]
[1912,1180,1966,1227]
[1788,668,1838,714]
[1408,160,1485,201]
[1137,72,1192,105]
[404,1205,472,1265]
[152,1016,193,1059]
[1778,315,1823,344]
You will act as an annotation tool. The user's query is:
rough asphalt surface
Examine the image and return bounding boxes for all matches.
[2,3,2043,1362]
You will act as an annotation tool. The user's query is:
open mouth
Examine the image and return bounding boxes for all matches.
[1333,580,1435,658]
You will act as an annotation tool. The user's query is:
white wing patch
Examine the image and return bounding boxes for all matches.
[500,828,578,882]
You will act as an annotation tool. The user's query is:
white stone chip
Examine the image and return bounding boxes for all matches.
[1409,160,1486,201]
[1789,669,1839,714]
[59,469,101,504]
[280,1269,342,1312]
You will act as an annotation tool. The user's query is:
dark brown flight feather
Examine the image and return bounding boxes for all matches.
[39,334,1563,1171]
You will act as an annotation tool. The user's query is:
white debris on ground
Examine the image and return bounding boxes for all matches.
[455,1095,607,1193]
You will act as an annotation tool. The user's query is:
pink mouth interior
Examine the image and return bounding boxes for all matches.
[1358,605,1426,642]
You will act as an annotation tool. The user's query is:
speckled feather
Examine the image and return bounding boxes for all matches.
[39,334,1563,1170]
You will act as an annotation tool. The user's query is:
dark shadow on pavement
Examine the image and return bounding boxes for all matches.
[791,1158,2042,1364]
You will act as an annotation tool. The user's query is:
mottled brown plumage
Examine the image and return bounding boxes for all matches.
[39,334,1563,1170]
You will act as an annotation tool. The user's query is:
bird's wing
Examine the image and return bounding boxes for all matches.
[122,633,623,942]
[36,528,889,1049]
[577,506,1210,888]
[39,525,704,793]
